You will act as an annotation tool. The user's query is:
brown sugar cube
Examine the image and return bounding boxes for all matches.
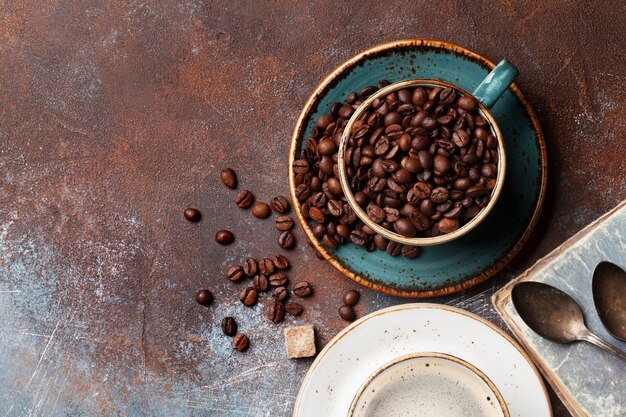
[284,325,316,359]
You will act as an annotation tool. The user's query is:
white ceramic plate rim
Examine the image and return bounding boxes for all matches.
[293,303,552,417]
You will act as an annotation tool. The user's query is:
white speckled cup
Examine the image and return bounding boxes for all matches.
[349,352,509,417]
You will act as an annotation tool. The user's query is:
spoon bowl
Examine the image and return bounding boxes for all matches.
[511,282,587,344]
[592,261,626,341]
[512,281,626,361]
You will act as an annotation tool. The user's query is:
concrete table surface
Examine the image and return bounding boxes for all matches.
[1,1,624,415]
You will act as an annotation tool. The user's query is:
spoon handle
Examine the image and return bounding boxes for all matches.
[581,332,626,362]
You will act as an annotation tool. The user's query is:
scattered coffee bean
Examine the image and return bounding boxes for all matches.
[285,302,303,316]
[276,216,294,231]
[270,196,290,214]
[273,254,290,270]
[195,289,213,305]
[215,229,234,245]
[252,202,271,219]
[338,305,356,322]
[220,168,237,189]
[278,231,295,249]
[221,317,237,336]
[269,272,289,287]
[235,190,254,208]
[243,258,258,276]
[232,333,249,351]
[259,258,276,275]
[226,264,245,282]
[184,208,201,222]
[343,290,360,306]
[237,285,256,305]
[252,274,269,292]
[268,299,285,323]
[272,286,289,301]
[293,281,313,298]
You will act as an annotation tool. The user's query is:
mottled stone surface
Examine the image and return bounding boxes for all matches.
[495,201,626,417]
[0,1,624,415]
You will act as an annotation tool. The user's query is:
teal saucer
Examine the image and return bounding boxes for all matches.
[288,40,547,297]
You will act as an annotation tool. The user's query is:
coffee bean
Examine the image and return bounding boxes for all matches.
[327,177,343,195]
[270,196,290,213]
[401,245,422,259]
[466,184,486,197]
[430,187,450,204]
[184,208,201,222]
[367,205,385,224]
[268,300,285,323]
[226,264,245,282]
[269,272,288,287]
[235,190,254,208]
[386,241,402,256]
[295,184,311,201]
[350,230,368,246]
[452,130,470,148]
[433,155,451,174]
[215,229,234,245]
[323,233,339,249]
[232,333,249,351]
[317,113,334,129]
[409,211,431,231]
[394,218,416,237]
[411,182,431,199]
[312,223,325,238]
[373,234,389,250]
[444,206,462,218]
[453,178,472,191]
[293,281,313,298]
[343,290,360,306]
[458,95,478,111]
[243,258,258,276]
[259,258,275,276]
[239,287,258,306]
[195,289,213,305]
[276,215,295,231]
[327,200,343,217]
[278,231,295,249]
[220,168,237,189]
[221,317,237,336]
[285,302,303,316]
[338,305,356,322]
[273,254,290,270]
[292,159,309,174]
[252,202,271,219]
[309,206,326,223]
[252,274,269,292]
[438,218,460,234]
[360,86,377,99]
[272,286,289,301]
[481,163,496,178]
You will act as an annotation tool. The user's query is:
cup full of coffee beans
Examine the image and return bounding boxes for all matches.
[335,60,518,246]
[291,59,517,254]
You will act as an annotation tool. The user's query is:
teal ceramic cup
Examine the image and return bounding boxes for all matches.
[337,60,519,246]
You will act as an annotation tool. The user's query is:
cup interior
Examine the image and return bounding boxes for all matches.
[348,352,509,417]
[337,79,507,246]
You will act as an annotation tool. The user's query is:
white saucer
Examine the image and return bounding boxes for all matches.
[293,304,551,417]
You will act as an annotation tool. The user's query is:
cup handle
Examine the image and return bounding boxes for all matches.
[471,59,519,109]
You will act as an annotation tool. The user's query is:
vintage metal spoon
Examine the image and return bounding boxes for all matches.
[592,261,626,341]
[512,281,626,361]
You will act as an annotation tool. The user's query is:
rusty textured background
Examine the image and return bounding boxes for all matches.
[1,1,625,415]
